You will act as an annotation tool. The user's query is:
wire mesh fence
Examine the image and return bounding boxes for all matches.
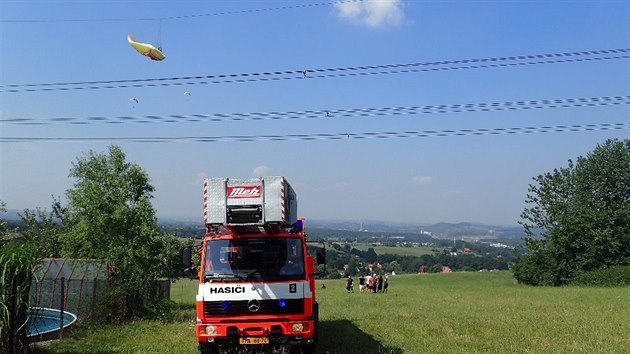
[29,258,110,323]
[29,259,172,320]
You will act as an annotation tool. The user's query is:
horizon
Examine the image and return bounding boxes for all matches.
[1,207,522,229]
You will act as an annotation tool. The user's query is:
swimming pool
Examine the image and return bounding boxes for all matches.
[26,307,77,339]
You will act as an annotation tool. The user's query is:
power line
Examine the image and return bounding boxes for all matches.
[1,49,628,93]
[1,0,363,23]
[1,123,627,143]
[2,95,628,125]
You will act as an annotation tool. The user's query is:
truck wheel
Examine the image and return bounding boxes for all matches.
[301,344,317,354]
[198,343,219,354]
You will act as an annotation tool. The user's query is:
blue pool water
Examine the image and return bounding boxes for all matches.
[26,307,77,338]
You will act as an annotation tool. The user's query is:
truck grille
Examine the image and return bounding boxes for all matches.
[203,299,304,317]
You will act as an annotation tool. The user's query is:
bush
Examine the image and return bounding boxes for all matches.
[328,272,342,279]
[512,250,562,286]
[570,265,630,287]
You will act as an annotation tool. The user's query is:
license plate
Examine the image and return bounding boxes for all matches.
[239,337,269,345]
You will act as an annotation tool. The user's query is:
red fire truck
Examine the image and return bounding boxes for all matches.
[192,177,324,354]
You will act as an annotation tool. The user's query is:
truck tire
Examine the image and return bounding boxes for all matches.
[301,344,317,354]
[312,302,320,343]
[198,343,219,354]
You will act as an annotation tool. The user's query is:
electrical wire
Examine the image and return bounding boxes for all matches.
[1,49,628,93]
[1,0,363,23]
[3,95,628,125]
[1,123,627,143]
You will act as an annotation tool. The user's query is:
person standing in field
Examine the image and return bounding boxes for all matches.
[377,274,384,292]
[358,275,366,293]
[419,264,426,274]
[368,273,377,293]
[346,276,354,293]
[383,274,389,293]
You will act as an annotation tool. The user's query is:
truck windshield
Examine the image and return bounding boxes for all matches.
[204,237,305,282]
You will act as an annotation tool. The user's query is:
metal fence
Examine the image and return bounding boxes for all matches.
[29,258,111,323]
[29,259,171,324]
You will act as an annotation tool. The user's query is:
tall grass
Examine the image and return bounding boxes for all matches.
[1,245,37,353]
[34,272,630,353]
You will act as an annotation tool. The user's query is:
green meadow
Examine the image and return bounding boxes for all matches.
[34,272,630,353]
[347,244,435,257]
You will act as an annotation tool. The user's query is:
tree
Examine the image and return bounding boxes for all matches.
[155,234,187,280]
[19,207,63,259]
[365,247,377,263]
[59,145,175,319]
[515,139,630,286]
[346,256,361,276]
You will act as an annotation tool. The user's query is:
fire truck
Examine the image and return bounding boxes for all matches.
[191,176,324,354]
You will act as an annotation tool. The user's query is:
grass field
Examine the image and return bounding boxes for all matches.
[33,272,630,353]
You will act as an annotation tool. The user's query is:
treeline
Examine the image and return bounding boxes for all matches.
[308,227,523,248]
[313,243,520,278]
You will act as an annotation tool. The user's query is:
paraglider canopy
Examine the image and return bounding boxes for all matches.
[127,34,165,61]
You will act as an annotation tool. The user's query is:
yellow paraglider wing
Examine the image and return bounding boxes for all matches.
[127,34,165,61]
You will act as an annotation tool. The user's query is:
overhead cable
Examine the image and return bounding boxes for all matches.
[1,0,363,23]
[1,123,627,143]
[3,95,628,125]
[1,49,628,93]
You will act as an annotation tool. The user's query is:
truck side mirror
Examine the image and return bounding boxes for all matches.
[316,248,326,265]
[292,219,304,232]
[182,246,192,277]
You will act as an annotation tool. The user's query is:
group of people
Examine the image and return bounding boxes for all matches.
[346,273,388,293]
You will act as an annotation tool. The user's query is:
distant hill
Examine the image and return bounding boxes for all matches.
[0,209,23,221]
[1,210,523,240]
[308,219,523,239]
[423,222,523,239]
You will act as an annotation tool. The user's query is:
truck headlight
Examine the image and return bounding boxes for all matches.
[292,323,308,333]
[204,325,217,335]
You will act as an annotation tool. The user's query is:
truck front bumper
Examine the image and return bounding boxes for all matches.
[196,320,315,346]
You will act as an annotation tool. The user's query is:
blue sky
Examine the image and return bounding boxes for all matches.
[1,0,628,225]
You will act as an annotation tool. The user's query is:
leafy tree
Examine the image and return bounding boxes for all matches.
[19,207,63,258]
[58,145,177,319]
[365,247,377,263]
[155,234,187,280]
[515,139,630,286]
[345,256,361,276]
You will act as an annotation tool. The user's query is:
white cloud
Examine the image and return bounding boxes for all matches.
[252,165,271,177]
[411,175,433,185]
[334,0,405,28]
